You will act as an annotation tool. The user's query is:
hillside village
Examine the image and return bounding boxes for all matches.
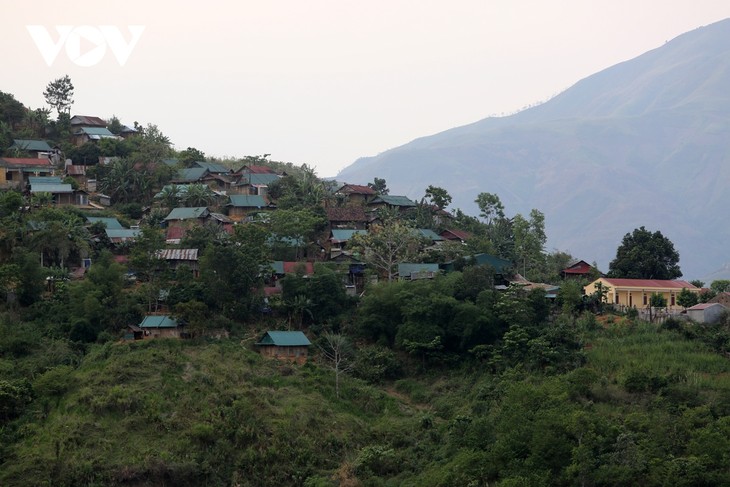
[6,84,730,485]
[1,92,727,336]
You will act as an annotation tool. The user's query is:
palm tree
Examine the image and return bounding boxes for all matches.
[158,184,181,209]
[183,184,214,207]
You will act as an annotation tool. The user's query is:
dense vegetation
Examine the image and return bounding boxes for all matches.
[3,83,730,486]
[5,300,730,486]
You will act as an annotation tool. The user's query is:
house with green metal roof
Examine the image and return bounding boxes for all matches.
[105,228,141,244]
[10,139,52,156]
[233,172,281,197]
[86,217,123,229]
[368,195,417,212]
[191,161,231,174]
[172,167,209,183]
[73,127,118,145]
[415,229,444,243]
[164,206,210,222]
[28,176,63,185]
[29,182,84,206]
[256,331,311,364]
[227,194,270,221]
[138,315,182,338]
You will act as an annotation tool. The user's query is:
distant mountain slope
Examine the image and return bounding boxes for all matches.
[337,19,730,278]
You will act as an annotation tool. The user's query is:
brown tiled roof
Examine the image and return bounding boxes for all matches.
[66,165,86,175]
[338,184,376,195]
[440,228,472,241]
[0,157,54,168]
[326,206,368,222]
[71,115,107,127]
[236,165,277,174]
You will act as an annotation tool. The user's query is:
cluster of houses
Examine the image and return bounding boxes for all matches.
[4,115,728,364]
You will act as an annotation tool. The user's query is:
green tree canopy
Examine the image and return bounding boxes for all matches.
[607,227,681,280]
[43,75,74,117]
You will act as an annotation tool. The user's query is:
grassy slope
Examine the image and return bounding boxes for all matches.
[4,320,730,486]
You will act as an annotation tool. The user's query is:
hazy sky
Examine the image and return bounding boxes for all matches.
[4,1,730,177]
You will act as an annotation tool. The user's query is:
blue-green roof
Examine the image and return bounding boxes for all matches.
[228,194,267,208]
[162,158,179,167]
[256,331,311,347]
[331,229,368,242]
[86,217,123,229]
[76,127,115,136]
[139,315,178,328]
[164,207,209,220]
[175,167,208,182]
[11,139,52,152]
[238,173,280,186]
[464,253,513,273]
[369,195,417,207]
[30,183,72,193]
[28,176,62,185]
[192,161,231,173]
[416,229,444,241]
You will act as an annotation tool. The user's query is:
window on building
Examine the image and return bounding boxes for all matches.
[643,294,647,305]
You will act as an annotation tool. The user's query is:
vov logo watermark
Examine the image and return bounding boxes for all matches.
[27,25,145,67]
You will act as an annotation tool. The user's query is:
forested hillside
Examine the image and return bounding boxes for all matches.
[3,79,730,486]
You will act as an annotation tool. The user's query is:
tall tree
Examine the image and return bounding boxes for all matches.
[349,221,424,282]
[424,185,452,210]
[608,227,681,280]
[43,75,74,117]
[475,192,505,225]
[368,177,389,195]
[512,209,547,279]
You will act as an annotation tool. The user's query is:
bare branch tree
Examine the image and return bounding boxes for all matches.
[318,332,353,398]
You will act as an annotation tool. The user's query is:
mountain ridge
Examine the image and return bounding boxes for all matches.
[337,18,730,279]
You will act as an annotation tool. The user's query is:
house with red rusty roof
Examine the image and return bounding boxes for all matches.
[336,184,377,206]
[560,260,597,279]
[584,277,700,311]
[0,157,54,189]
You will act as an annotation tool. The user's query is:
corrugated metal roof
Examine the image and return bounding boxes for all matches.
[599,278,697,289]
[416,229,444,241]
[66,165,86,175]
[0,157,54,168]
[369,195,417,207]
[75,127,114,136]
[164,207,209,220]
[156,248,199,261]
[139,315,178,328]
[256,331,311,346]
[236,165,277,174]
[192,161,231,174]
[29,176,62,184]
[228,195,267,208]
[688,303,725,310]
[330,229,367,242]
[30,183,72,193]
[175,167,208,182]
[86,217,123,229]
[337,184,376,195]
[70,115,107,127]
[11,139,52,151]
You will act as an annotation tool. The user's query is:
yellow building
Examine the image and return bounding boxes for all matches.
[584,278,700,311]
